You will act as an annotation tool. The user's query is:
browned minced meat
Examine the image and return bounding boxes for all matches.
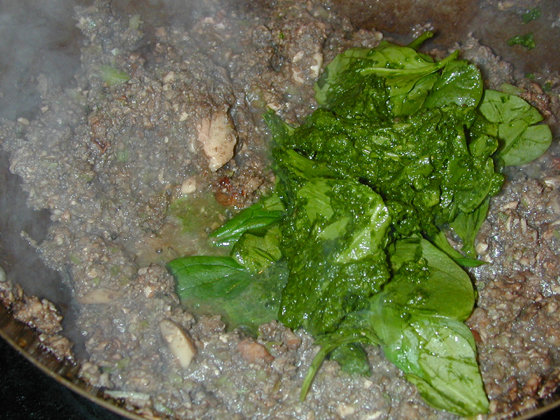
[1,0,560,419]
[466,171,560,418]
[0,278,73,361]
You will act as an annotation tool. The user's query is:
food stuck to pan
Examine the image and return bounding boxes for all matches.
[1,0,560,419]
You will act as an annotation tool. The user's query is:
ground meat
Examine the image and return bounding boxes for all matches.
[458,34,515,90]
[1,0,560,419]
[0,278,73,361]
[465,170,560,418]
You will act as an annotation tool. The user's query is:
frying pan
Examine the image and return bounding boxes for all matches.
[1,0,560,418]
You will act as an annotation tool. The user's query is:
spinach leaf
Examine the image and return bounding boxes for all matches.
[388,238,475,321]
[174,261,288,333]
[168,254,288,333]
[479,89,543,125]
[371,302,489,417]
[213,262,288,332]
[394,73,439,116]
[430,231,486,267]
[477,89,552,165]
[315,48,373,105]
[231,225,282,273]
[499,123,552,166]
[278,177,391,335]
[423,60,483,109]
[357,42,455,78]
[168,256,252,300]
[209,194,285,247]
[450,199,490,259]
[367,239,487,416]
[522,7,541,24]
[356,43,459,115]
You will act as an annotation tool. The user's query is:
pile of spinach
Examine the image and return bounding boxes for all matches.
[167,33,552,416]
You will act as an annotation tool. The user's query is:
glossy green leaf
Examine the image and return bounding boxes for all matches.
[478,89,551,165]
[396,316,489,416]
[388,238,475,321]
[423,60,483,109]
[367,240,487,416]
[450,199,490,259]
[167,256,252,300]
[209,194,285,247]
[498,122,552,166]
[231,226,282,273]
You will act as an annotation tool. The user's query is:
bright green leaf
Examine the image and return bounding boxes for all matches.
[167,256,252,300]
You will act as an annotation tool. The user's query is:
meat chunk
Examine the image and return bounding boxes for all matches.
[237,338,274,365]
[197,109,238,172]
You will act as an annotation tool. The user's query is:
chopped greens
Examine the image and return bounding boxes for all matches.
[99,65,130,86]
[522,7,542,24]
[278,177,391,335]
[167,32,552,416]
[507,33,536,50]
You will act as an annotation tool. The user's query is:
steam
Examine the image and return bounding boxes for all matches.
[0,0,88,120]
[0,150,71,303]
[0,0,86,307]
[0,0,248,338]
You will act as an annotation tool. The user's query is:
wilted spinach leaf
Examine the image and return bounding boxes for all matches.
[373,307,489,417]
[301,239,488,416]
[477,89,552,165]
[278,177,391,335]
[168,256,252,300]
[231,225,282,273]
[423,60,483,109]
[378,241,488,416]
[209,194,285,247]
